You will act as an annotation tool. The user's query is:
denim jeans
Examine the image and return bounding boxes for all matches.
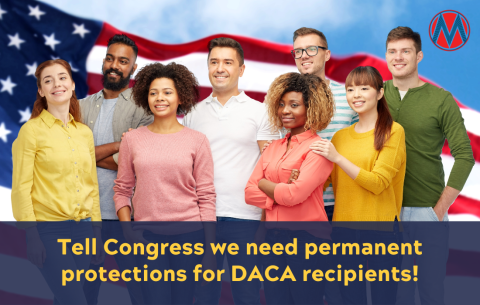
[262,229,330,305]
[396,207,449,305]
[139,228,205,305]
[83,220,144,305]
[194,217,261,305]
[332,225,402,305]
[34,219,94,305]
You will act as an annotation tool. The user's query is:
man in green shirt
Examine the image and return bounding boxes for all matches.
[384,26,474,305]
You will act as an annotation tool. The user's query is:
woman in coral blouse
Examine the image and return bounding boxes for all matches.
[245,72,334,304]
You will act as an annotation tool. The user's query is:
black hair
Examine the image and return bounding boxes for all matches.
[107,34,139,58]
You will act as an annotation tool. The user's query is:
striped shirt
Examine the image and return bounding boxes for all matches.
[319,80,358,206]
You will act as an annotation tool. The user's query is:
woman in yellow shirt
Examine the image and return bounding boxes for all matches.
[11,59,101,304]
[310,66,406,305]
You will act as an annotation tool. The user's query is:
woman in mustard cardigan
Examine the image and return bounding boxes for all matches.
[310,66,406,305]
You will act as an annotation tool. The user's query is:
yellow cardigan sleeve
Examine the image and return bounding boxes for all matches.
[11,123,37,223]
[354,124,406,195]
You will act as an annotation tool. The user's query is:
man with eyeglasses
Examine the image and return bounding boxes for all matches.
[292,27,358,221]
[293,27,357,305]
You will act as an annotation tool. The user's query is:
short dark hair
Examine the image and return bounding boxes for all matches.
[207,37,244,66]
[293,27,328,49]
[132,62,199,115]
[386,26,422,53]
[107,34,138,58]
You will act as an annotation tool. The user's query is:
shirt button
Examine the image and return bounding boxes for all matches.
[96,105,99,107]
[77,190,79,192]
[62,125,64,127]
[77,204,80,206]
[76,176,78,178]
[75,162,77,164]
[68,137,71,139]
[72,149,75,151]
[90,121,93,124]
[397,108,399,110]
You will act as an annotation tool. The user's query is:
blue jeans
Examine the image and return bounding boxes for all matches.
[83,220,144,305]
[333,225,402,305]
[34,219,93,305]
[194,217,261,305]
[263,229,330,305]
[139,228,205,305]
[396,207,449,305]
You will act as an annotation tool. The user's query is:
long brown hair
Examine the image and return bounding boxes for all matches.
[30,59,82,122]
[345,66,393,151]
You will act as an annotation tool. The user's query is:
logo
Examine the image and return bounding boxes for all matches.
[429,10,470,51]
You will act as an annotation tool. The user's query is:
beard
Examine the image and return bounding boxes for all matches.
[102,66,134,91]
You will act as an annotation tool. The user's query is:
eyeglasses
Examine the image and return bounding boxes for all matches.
[291,46,328,59]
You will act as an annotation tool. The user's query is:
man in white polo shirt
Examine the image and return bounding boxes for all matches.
[183,37,279,305]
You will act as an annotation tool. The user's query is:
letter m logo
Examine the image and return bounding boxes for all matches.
[429,11,470,51]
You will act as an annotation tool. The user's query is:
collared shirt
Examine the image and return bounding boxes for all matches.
[245,130,333,221]
[79,88,154,164]
[183,91,280,220]
[92,98,118,220]
[11,110,101,223]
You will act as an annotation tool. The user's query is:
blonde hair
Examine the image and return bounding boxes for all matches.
[265,72,335,134]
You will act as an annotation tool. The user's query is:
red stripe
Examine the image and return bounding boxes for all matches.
[96,23,293,65]
[0,289,51,305]
[0,223,27,259]
[447,249,480,277]
[449,195,480,218]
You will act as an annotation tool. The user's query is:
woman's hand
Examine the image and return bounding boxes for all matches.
[121,128,133,142]
[26,227,46,268]
[261,140,273,154]
[309,139,341,163]
[200,251,217,286]
[287,169,300,184]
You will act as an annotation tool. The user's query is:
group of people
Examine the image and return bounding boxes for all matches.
[11,25,474,305]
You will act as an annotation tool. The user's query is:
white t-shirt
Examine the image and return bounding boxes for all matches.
[399,90,408,100]
[183,91,280,220]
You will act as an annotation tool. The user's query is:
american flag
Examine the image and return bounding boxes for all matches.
[1,0,479,303]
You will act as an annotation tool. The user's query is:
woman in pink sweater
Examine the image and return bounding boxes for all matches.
[113,62,215,304]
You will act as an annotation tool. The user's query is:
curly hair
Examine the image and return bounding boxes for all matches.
[132,62,199,115]
[265,73,335,134]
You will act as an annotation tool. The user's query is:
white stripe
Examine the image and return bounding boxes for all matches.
[449,213,480,221]
[0,186,14,221]
[460,108,480,136]
[441,154,480,201]
[87,46,297,93]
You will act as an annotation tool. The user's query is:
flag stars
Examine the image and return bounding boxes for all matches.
[8,33,25,50]
[28,5,45,21]
[0,5,7,20]
[26,62,37,77]
[69,62,79,72]
[44,33,60,51]
[18,107,32,123]
[72,23,90,38]
[0,123,12,143]
[0,76,17,95]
